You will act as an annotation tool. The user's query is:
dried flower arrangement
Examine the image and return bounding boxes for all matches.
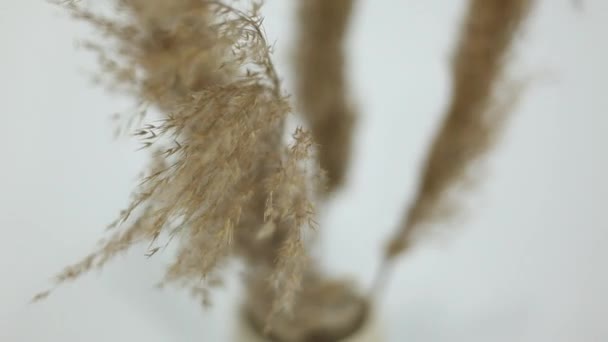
[35,0,534,340]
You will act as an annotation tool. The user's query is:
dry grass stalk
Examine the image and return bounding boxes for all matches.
[385,0,534,259]
[294,0,357,192]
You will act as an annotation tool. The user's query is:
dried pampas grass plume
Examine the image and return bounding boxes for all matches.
[385,0,534,259]
[31,0,541,339]
[34,1,370,339]
[35,0,319,318]
[294,0,357,192]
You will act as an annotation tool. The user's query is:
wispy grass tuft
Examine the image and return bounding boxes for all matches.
[35,0,319,324]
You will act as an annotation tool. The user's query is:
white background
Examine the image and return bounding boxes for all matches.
[1,0,607,341]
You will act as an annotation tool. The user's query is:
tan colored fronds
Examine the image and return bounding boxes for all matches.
[36,0,321,324]
[294,0,357,192]
[385,0,534,259]
[32,0,541,339]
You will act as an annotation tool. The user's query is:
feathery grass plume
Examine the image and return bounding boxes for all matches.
[294,0,357,192]
[36,0,318,316]
[385,0,534,259]
[36,0,369,338]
